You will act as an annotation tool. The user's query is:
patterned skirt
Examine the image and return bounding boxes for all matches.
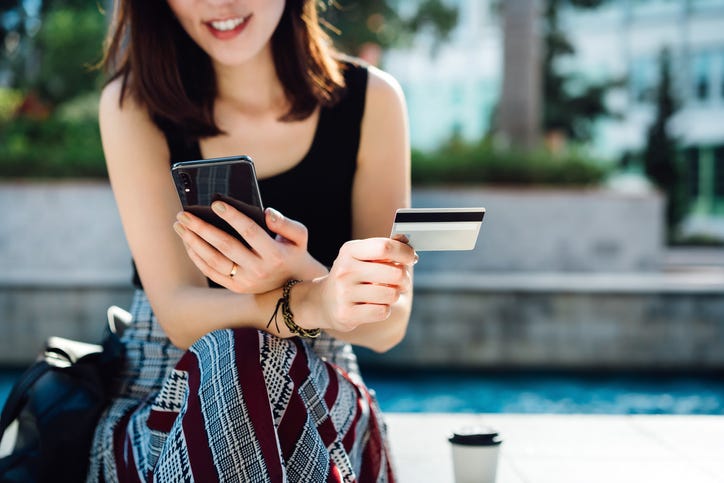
[87,290,395,482]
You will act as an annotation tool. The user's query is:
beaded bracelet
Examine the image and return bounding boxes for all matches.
[267,279,321,338]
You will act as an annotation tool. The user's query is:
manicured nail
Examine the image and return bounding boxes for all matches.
[177,212,191,224]
[212,202,226,214]
[267,207,281,223]
[173,222,185,235]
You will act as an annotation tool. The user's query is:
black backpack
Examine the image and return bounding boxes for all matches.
[0,306,129,483]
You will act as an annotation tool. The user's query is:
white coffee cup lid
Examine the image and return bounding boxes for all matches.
[448,426,502,446]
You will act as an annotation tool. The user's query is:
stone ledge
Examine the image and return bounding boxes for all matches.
[4,269,722,293]
[0,270,132,288]
[3,270,724,368]
[413,270,724,294]
[359,271,724,370]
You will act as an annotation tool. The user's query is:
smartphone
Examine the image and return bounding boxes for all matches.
[171,155,272,247]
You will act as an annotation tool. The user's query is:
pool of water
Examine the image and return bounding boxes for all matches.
[362,369,724,414]
[2,368,724,415]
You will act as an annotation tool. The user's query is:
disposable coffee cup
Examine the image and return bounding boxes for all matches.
[448,426,502,483]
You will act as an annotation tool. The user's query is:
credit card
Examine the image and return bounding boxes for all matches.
[390,207,485,251]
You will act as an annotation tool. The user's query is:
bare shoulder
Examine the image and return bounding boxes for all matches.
[98,77,124,113]
[99,78,153,129]
[359,66,408,149]
[359,66,407,142]
[98,78,167,161]
[365,65,406,112]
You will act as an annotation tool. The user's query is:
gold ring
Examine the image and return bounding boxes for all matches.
[229,262,238,278]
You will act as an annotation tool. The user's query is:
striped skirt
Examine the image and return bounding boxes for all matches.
[87,290,395,482]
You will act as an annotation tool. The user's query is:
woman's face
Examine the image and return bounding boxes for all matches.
[166,0,286,67]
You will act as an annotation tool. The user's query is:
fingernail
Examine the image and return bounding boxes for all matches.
[413,253,419,265]
[178,212,191,224]
[173,222,185,235]
[267,207,281,223]
[212,202,226,214]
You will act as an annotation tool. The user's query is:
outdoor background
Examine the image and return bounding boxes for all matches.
[1,0,724,415]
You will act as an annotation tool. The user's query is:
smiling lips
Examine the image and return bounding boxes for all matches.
[206,14,252,39]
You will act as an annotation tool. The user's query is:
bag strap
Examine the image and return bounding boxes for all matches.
[0,360,52,436]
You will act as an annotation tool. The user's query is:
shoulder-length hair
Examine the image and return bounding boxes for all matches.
[102,0,346,138]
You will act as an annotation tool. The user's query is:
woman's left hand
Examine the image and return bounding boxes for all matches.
[173,202,326,293]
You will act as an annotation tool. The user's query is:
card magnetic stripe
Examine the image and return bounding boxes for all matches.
[394,211,485,223]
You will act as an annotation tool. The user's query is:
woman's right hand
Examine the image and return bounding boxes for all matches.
[174,203,327,294]
[304,237,417,333]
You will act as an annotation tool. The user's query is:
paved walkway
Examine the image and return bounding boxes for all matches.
[386,413,724,483]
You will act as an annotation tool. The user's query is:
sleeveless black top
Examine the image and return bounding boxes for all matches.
[132,62,369,288]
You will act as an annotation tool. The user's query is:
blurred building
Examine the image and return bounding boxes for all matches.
[385,1,502,151]
[384,0,724,237]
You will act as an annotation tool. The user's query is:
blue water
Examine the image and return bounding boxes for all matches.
[362,369,724,414]
[2,368,724,415]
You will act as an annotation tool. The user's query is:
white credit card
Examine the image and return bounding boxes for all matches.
[390,207,485,251]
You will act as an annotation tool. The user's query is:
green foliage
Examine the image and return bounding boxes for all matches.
[0,88,23,121]
[412,136,609,186]
[643,48,687,241]
[0,95,105,179]
[322,0,458,55]
[56,92,100,122]
[542,0,620,142]
[1,3,106,101]
[0,0,98,57]
[0,3,107,179]
[34,4,106,104]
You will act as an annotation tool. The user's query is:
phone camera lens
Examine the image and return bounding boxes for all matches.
[181,173,192,193]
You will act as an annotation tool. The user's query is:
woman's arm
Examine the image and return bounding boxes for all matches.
[99,80,307,349]
[317,65,414,352]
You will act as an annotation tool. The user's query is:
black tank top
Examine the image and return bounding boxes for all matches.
[132,61,369,288]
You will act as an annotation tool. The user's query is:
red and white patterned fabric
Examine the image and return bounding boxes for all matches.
[87,290,395,482]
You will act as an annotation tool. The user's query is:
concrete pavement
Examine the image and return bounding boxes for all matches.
[386,412,724,483]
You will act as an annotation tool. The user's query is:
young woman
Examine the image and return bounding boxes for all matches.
[88,0,415,481]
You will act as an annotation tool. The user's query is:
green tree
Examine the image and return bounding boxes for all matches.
[321,0,458,56]
[34,4,106,104]
[1,1,105,105]
[643,48,685,241]
[542,0,620,143]
[0,1,106,179]
[493,0,618,148]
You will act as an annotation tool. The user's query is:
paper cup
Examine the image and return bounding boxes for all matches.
[448,426,502,483]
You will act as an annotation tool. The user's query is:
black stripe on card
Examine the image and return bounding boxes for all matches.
[395,210,484,223]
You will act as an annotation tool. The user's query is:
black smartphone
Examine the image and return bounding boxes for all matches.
[171,155,273,247]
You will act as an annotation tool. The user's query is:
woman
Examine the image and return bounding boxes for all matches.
[88,0,415,481]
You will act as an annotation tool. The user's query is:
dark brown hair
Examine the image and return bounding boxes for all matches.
[102,0,345,138]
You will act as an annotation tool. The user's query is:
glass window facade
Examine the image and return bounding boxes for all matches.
[693,52,711,101]
[631,57,656,103]
[714,145,724,198]
[685,147,700,198]
[721,52,724,100]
